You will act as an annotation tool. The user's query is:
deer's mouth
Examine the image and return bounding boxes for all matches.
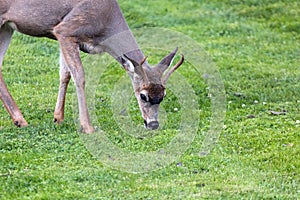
[144,119,159,130]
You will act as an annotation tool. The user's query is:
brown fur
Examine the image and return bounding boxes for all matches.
[0,0,183,132]
[143,84,165,104]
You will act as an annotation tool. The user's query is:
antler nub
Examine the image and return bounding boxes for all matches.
[140,56,148,66]
[163,54,184,85]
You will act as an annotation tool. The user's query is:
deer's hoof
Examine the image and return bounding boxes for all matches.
[14,119,28,127]
[54,114,64,124]
[81,125,95,134]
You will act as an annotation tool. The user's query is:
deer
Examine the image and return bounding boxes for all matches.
[0,0,184,133]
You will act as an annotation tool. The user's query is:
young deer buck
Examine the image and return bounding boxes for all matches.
[0,0,184,133]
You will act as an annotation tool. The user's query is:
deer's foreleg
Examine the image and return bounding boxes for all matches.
[0,25,28,127]
[54,51,71,124]
[54,35,94,133]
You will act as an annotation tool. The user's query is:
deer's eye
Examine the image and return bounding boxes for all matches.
[140,94,148,102]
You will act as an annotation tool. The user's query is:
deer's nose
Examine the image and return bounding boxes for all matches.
[145,121,159,130]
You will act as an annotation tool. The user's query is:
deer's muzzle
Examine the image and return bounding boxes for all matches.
[144,120,159,130]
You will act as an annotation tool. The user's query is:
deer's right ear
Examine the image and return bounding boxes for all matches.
[121,56,135,73]
[157,47,178,73]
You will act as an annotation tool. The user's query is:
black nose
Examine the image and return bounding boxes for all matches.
[150,97,163,105]
[146,121,159,130]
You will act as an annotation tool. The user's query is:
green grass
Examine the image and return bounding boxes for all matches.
[1,0,299,199]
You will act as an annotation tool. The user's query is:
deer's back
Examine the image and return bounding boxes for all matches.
[0,0,121,39]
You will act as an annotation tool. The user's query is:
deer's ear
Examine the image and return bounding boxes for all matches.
[121,56,135,73]
[157,47,178,73]
[121,55,149,82]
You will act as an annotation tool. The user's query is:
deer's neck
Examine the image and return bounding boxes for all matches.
[80,1,149,69]
[101,29,148,67]
[100,2,148,67]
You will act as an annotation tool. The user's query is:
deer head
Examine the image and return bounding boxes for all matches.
[121,48,184,130]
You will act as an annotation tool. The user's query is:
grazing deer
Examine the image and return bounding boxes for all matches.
[0,0,184,133]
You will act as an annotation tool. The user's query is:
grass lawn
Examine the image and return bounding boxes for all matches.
[0,0,299,199]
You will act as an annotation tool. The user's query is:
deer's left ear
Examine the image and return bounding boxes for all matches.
[121,55,149,82]
[121,56,135,73]
[157,47,178,73]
